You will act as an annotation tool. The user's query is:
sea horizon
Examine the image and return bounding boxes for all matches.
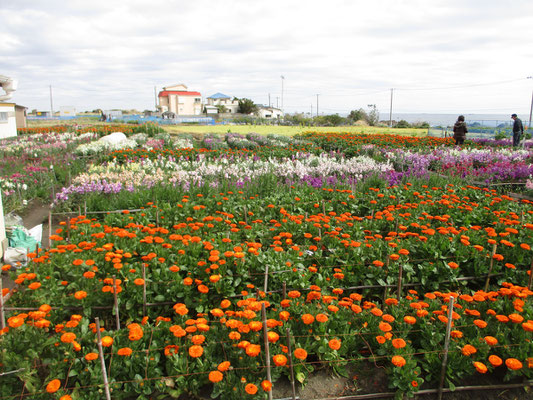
[385,112,531,127]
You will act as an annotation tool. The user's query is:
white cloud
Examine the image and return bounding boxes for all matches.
[2,0,532,116]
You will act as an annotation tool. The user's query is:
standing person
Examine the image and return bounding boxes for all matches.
[511,114,523,147]
[453,115,467,145]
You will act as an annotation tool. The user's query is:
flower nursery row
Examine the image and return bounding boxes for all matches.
[2,179,533,399]
[2,280,531,400]
[53,144,533,211]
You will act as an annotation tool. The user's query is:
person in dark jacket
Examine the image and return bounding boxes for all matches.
[453,115,467,145]
[511,113,523,147]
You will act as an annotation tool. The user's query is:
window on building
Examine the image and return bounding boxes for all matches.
[0,112,8,123]
[194,98,201,103]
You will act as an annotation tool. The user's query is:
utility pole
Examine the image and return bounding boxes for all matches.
[389,88,394,128]
[268,93,271,107]
[154,86,158,110]
[311,104,313,116]
[524,76,533,134]
[316,94,319,117]
[49,85,54,117]
[276,97,279,108]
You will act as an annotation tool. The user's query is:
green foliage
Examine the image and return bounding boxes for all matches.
[237,98,258,114]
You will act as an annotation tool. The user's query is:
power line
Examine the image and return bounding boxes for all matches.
[396,77,527,92]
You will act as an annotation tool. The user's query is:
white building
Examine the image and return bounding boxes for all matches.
[257,106,283,119]
[205,93,239,114]
[0,102,17,139]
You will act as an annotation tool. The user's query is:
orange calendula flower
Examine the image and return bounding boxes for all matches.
[46,379,61,393]
[74,291,87,300]
[189,345,204,358]
[316,313,329,323]
[488,355,503,367]
[191,335,205,345]
[403,316,417,325]
[473,361,488,373]
[448,262,459,269]
[484,336,498,346]
[7,316,24,328]
[117,347,132,356]
[391,355,406,367]
[245,383,258,395]
[522,322,533,332]
[209,370,223,383]
[376,335,386,344]
[101,336,114,347]
[28,282,41,290]
[508,313,524,324]
[60,332,76,343]
[218,361,231,372]
[133,278,145,286]
[392,338,406,349]
[85,352,98,361]
[273,354,288,366]
[474,319,487,329]
[164,345,179,356]
[328,338,341,351]
[462,344,477,356]
[379,321,392,332]
[505,358,523,370]
[246,344,261,357]
[294,348,307,360]
[302,314,315,325]
[261,380,272,392]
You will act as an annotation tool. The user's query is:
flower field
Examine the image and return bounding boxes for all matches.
[1,127,533,399]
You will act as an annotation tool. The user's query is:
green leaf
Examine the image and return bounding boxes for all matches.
[296,371,306,383]
[154,295,165,302]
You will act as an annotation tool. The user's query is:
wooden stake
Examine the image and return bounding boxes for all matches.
[261,303,273,400]
[0,279,5,331]
[66,218,70,243]
[142,264,147,317]
[113,276,120,330]
[285,327,297,400]
[48,211,52,249]
[397,264,403,301]
[484,243,497,292]
[437,296,455,400]
[282,281,287,300]
[95,318,112,400]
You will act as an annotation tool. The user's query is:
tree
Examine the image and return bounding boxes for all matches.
[347,108,368,123]
[395,119,410,128]
[215,105,228,113]
[237,98,257,114]
[366,105,379,126]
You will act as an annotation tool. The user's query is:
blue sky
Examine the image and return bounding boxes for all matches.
[2,0,532,115]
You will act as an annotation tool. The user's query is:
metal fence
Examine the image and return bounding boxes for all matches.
[428,119,530,139]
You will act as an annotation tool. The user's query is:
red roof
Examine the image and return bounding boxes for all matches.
[158,90,201,97]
